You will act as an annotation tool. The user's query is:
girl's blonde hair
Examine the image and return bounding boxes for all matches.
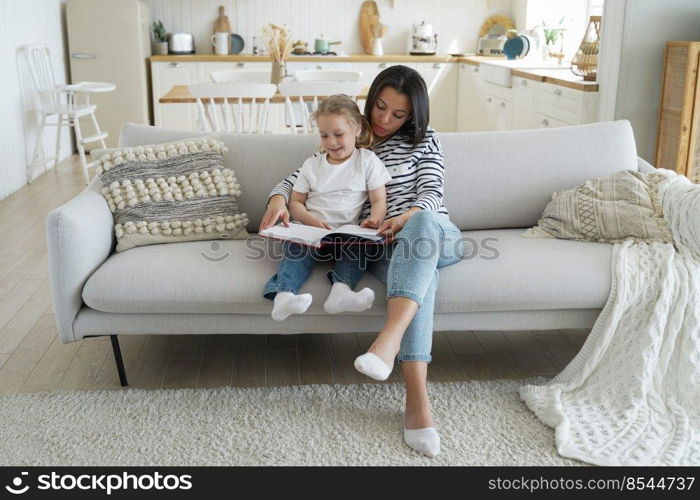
[311,94,373,150]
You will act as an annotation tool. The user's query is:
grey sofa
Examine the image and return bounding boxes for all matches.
[46,120,655,386]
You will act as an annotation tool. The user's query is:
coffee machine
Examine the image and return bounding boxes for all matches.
[409,21,438,55]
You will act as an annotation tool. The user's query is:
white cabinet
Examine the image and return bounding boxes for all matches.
[512,76,540,130]
[151,61,197,130]
[197,61,271,82]
[414,62,458,132]
[456,63,486,132]
[480,81,512,131]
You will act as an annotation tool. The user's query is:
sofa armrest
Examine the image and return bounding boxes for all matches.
[46,179,114,342]
[637,156,657,174]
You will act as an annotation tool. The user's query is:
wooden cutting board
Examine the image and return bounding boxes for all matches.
[213,5,231,33]
[359,1,379,55]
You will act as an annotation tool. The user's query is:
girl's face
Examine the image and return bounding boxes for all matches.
[317,113,359,163]
[370,86,412,142]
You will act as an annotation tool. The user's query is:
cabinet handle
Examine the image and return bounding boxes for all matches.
[235,62,245,68]
[541,118,550,126]
[500,102,506,108]
[316,65,323,70]
[520,79,527,86]
[168,62,179,68]
[433,63,444,69]
[378,63,387,69]
[71,53,96,59]
[554,88,562,96]
[473,67,479,73]
[486,97,492,102]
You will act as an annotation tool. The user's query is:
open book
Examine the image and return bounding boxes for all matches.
[259,222,386,248]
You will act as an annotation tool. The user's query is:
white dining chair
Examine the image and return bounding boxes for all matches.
[276,80,365,134]
[189,83,277,134]
[23,44,115,184]
[210,70,271,83]
[292,70,361,82]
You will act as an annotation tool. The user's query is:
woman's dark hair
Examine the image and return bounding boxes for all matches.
[363,65,429,146]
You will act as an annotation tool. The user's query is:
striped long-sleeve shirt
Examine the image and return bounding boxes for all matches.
[268,127,449,220]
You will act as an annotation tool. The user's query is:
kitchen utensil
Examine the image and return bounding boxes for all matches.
[314,35,341,54]
[359,0,380,54]
[212,32,229,55]
[519,34,530,57]
[409,21,438,55]
[372,37,384,56]
[213,5,231,33]
[230,34,245,54]
[292,40,308,55]
[476,35,506,56]
[503,35,524,60]
[168,32,195,54]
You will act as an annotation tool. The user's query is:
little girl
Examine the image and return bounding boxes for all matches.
[263,95,392,321]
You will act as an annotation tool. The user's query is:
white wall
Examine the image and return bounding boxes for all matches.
[613,0,700,162]
[0,0,72,201]
[143,0,514,56]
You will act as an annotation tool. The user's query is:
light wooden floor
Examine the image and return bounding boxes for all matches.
[0,155,590,395]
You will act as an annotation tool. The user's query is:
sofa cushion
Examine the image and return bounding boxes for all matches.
[82,228,613,315]
[91,136,249,252]
[119,120,639,232]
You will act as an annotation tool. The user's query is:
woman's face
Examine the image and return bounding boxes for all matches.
[317,113,359,163]
[370,86,411,141]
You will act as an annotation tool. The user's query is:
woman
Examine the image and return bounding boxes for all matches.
[260,66,464,457]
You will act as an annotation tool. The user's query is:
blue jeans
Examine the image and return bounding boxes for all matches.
[367,210,464,364]
[263,240,370,299]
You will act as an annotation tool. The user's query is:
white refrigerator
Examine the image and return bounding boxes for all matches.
[66,0,152,147]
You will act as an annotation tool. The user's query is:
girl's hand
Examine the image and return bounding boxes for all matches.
[360,217,382,229]
[377,214,409,242]
[259,195,290,231]
[307,217,332,230]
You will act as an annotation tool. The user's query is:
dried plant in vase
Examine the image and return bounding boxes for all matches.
[262,24,293,84]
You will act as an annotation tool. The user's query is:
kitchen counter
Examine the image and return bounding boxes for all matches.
[149,54,463,63]
[512,68,598,92]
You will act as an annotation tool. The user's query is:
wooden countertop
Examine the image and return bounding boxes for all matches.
[512,68,598,92]
[150,54,463,63]
[159,85,369,104]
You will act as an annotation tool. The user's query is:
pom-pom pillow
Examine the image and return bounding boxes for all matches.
[92,136,249,252]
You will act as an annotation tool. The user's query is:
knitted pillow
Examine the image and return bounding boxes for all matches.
[92,136,249,252]
[523,170,673,244]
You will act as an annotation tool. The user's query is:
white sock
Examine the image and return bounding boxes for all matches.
[271,292,312,321]
[403,417,441,458]
[324,282,375,314]
[353,352,393,381]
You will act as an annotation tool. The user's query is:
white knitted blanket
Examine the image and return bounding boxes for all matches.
[520,170,700,466]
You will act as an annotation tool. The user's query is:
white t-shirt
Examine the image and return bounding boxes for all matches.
[292,148,392,229]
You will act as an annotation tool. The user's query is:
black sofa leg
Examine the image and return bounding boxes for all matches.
[110,335,129,387]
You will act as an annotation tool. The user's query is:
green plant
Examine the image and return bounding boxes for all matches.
[153,20,167,43]
[542,16,566,44]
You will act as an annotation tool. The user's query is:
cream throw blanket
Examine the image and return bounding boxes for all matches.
[520,169,700,466]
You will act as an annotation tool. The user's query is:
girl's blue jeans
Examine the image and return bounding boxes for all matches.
[367,210,464,364]
[263,239,370,299]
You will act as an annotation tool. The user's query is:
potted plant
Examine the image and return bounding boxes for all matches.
[542,17,566,65]
[153,20,169,55]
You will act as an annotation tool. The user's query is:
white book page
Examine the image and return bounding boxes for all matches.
[331,224,383,241]
[259,223,331,246]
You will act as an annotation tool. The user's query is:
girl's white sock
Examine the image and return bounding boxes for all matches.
[271,292,312,321]
[324,282,375,314]
[353,352,393,380]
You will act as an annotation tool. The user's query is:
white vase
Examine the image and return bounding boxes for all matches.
[372,38,384,57]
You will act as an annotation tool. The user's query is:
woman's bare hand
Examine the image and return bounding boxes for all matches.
[259,195,290,231]
[307,217,332,230]
[360,217,382,229]
[377,214,409,242]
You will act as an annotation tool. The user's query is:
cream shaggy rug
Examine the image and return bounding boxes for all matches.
[0,378,585,466]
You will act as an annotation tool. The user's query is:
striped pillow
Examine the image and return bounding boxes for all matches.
[92,136,249,252]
